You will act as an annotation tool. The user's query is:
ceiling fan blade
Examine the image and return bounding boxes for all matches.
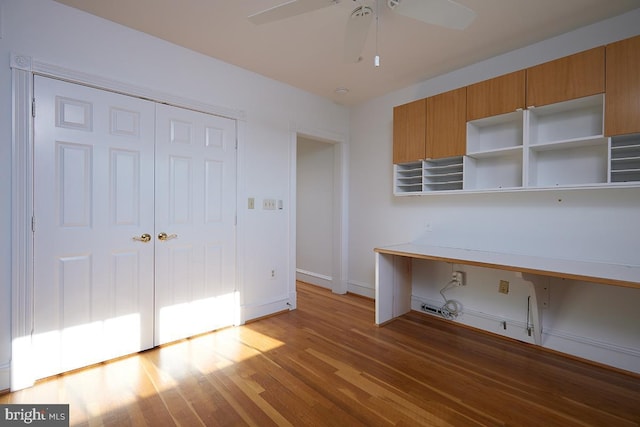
[388,0,476,30]
[248,0,335,25]
[343,6,374,63]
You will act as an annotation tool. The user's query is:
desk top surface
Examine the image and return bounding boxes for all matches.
[375,243,640,289]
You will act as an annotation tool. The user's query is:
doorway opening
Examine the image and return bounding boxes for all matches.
[294,132,347,294]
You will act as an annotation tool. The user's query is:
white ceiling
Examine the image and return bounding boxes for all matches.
[53,0,639,106]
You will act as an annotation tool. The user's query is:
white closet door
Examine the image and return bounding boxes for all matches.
[32,76,156,379]
[154,103,237,345]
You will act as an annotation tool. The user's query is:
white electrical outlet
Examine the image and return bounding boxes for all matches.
[452,271,464,285]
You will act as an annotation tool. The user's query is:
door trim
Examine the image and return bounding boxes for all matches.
[10,52,245,390]
[289,122,349,297]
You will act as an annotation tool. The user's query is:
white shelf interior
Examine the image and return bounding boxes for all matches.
[467,110,523,153]
[528,95,603,145]
[464,149,523,190]
[528,140,608,187]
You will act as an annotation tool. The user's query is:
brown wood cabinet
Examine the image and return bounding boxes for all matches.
[605,35,640,136]
[427,87,467,159]
[467,70,526,121]
[526,46,605,107]
[393,98,426,163]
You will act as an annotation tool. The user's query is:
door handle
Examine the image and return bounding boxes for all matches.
[158,232,178,241]
[133,233,152,243]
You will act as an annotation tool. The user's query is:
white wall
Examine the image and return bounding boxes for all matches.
[296,137,334,288]
[348,9,640,373]
[0,0,349,390]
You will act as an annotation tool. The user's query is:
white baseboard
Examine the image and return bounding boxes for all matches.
[411,295,640,375]
[542,328,640,374]
[347,280,374,298]
[240,297,292,324]
[296,269,332,289]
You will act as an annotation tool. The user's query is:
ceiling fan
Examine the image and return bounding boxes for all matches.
[248,0,476,63]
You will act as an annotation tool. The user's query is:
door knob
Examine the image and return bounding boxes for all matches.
[158,232,178,241]
[133,233,151,243]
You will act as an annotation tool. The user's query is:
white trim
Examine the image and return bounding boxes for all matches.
[291,123,349,295]
[296,269,332,289]
[0,1,4,40]
[543,328,640,359]
[11,64,35,391]
[11,53,245,121]
[288,130,299,310]
[347,280,375,298]
[240,297,291,324]
[296,268,332,282]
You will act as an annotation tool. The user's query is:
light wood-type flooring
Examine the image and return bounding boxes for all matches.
[2,281,639,426]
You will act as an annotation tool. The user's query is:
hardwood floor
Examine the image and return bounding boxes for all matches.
[2,281,639,426]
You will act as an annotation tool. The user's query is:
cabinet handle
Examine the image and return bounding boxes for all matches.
[133,233,152,243]
[158,232,178,241]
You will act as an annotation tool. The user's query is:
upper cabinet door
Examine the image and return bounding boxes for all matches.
[427,87,467,159]
[526,46,605,107]
[605,35,640,136]
[467,70,526,121]
[393,98,426,163]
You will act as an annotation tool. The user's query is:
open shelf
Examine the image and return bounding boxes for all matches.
[528,141,608,187]
[529,94,603,145]
[464,150,523,190]
[467,110,523,153]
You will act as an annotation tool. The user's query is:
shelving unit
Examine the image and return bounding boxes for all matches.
[610,133,640,183]
[394,161,423,194]
[527,95,608,187]
[393,93,640,195]
[423,157,463,192]
[394,158,464,195]
[465,111,524,190]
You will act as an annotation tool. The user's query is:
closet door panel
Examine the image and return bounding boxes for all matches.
[32,76,156,380]
[154,104,237,345]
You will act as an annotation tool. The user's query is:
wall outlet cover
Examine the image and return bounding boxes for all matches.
[499,280,510,294]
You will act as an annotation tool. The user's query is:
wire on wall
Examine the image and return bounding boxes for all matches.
[439,279,463,319]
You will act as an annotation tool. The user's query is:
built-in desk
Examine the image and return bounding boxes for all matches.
[374,244,640,344]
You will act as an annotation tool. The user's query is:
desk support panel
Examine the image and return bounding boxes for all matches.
[375,253,411,325]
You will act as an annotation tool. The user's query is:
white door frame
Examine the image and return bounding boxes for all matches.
[10,53,244,390]
[289,122,349,297]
